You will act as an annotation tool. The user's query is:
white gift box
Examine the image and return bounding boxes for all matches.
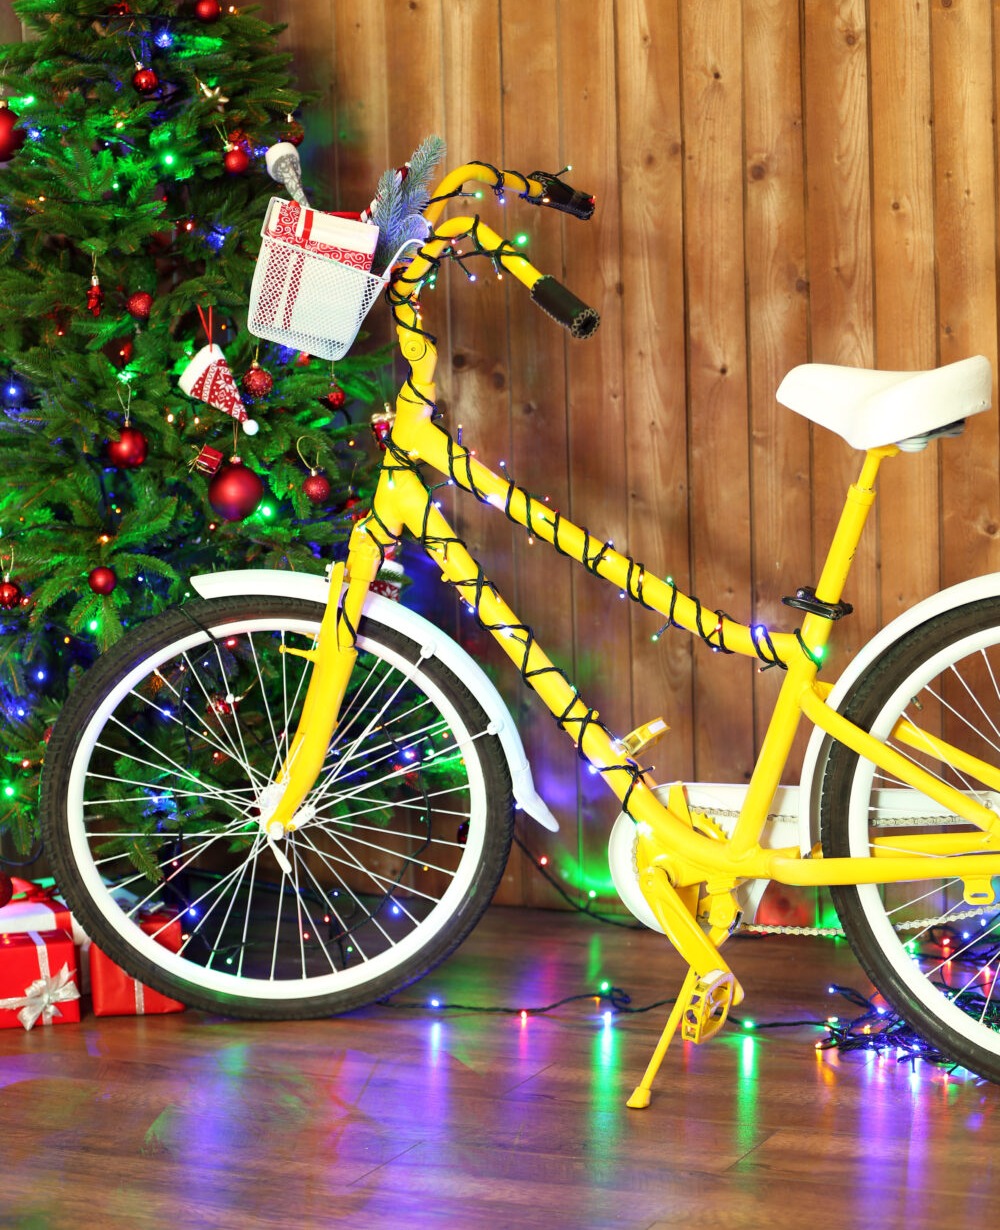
[248,198,385,361]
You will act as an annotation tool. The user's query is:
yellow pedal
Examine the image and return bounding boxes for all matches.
[680,969,740,1044]
[614,717,669,759]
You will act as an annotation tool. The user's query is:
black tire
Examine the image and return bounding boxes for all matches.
[820,597,1000,1079]
[40,595,513,1019]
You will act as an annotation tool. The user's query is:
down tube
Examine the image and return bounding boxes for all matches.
[396,468,645,798]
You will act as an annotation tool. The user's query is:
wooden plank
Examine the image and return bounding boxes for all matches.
[617,0,695,786]
[681,0,755,784]
[0,8,24,41]
[330,2,391,209]
[743,0,815,925]
[556,1,629,905]
[500,0,581,907]
[385,0,447,169]
[743,0,812,778]
[265,0,338,203]
[869,0,939,622]
[438,0,524,903]
[933,0,1000,588]
[329,4,393,355]
[800,0,877,678]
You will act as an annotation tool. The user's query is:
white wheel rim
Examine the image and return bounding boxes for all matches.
[64,616,489,1001]
[847,624,1000,1057]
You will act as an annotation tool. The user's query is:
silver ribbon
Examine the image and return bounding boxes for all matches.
[0,930,80,1030]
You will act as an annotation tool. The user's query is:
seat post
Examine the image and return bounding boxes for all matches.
[812,446,898,610]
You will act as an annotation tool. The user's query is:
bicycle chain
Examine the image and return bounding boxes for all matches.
[695,808,993,937]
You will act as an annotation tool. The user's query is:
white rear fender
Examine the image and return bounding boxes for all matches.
[188,568,559,832]
[797,572,1000,854]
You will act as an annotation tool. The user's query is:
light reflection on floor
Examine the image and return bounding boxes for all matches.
[5,919,1000,1227]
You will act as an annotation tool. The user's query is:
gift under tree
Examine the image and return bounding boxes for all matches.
[0,0,391,853]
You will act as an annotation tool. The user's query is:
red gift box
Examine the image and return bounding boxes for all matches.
[0,929,81,1031]
[266,199,377,269]
[89,912,186,1017]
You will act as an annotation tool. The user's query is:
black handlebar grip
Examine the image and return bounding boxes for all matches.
[530,275,601,339]
[527,171,596,220]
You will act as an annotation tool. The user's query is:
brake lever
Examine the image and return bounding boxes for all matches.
[525,170,595,220]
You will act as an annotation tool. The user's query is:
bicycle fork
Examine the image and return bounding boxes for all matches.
[257,540,383,843]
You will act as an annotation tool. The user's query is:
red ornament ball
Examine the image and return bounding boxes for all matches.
[106,426,148,470]
[0,105,25,162]
[302,471,331,504]
[324,385,346,411]
[132,66,159,95]
[88,566,117,596]
[224,146,250,175]
[282,120,305,147]
[127,291,153,321]
[0,874,12,910]
[0,579,23,610]
[194,0,222,19]
[241,362,274,400]
[208,461,264,521]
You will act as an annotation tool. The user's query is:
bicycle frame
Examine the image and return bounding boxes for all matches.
[261,163,1000,1020]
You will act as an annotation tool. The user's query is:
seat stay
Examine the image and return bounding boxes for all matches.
[799,683,1000,838]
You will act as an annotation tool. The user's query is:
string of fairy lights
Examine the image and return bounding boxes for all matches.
[1,160,989,1075]
[3,824,984,1074]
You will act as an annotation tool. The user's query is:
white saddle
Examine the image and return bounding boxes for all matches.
[776,355,992,451]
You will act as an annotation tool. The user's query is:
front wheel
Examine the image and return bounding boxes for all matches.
[820,597,1000,1080]
[40,595,514,1018]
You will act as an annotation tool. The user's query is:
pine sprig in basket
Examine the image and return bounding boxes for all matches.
[363,135,446,271]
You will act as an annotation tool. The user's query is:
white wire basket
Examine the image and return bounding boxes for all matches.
[247,198,388,361]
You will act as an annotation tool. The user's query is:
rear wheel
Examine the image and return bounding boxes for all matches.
[820,598,1000,1079]
[41,595,513,1018]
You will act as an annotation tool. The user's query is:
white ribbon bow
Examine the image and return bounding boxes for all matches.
[0,963,80,1031]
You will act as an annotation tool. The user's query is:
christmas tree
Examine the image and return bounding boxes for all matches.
[0,0,389,853]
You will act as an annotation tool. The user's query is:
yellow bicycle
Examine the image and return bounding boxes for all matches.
[40,156,1000,1103]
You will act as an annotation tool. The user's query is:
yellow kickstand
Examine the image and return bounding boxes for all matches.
[626,966,699,1110]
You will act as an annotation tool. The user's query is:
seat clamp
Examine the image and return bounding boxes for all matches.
[781,586,853,621]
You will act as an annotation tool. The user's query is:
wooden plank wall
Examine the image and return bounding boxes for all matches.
[256,0,1000,909]
[9,2,1000,909]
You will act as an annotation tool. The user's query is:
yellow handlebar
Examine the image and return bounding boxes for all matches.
[423,163,550,228]
[389,161,601,342]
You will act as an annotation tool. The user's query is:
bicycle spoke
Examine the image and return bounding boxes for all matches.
[307,818,457,880]
[122,685,262,789]
[50,602,506,1015]
[294,827,403,940]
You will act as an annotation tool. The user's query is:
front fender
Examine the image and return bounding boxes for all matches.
[798,572,1000,854]
[188,568,559,832]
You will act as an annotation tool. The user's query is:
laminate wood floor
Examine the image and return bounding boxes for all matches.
[3,906,999,1230]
